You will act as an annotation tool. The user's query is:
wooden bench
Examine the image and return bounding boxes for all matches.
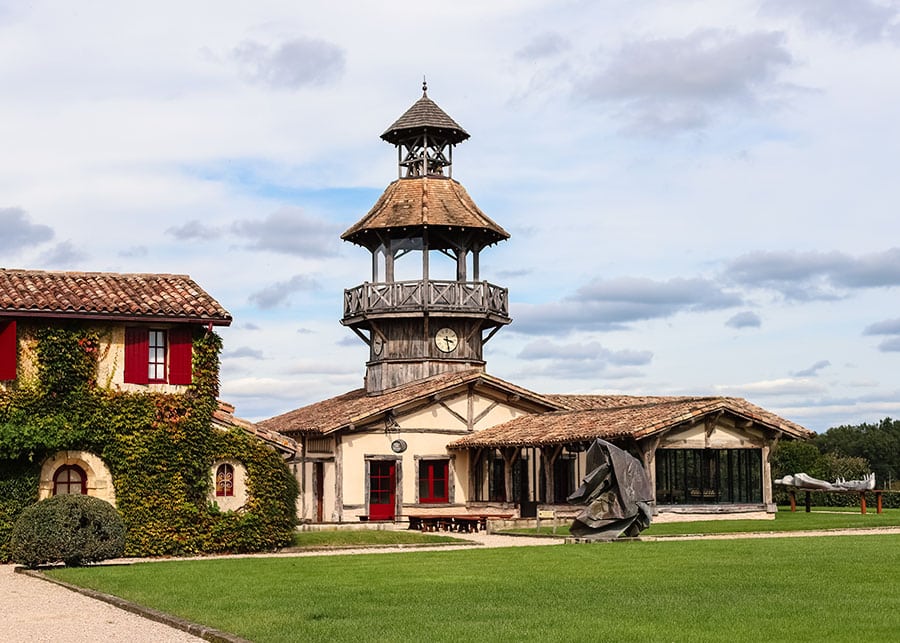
[788,489,884,514]
[406,514,514,533]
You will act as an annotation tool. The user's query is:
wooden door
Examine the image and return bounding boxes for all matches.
[368,461,396,520]
[314,462,324,523]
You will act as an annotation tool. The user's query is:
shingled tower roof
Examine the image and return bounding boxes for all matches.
[341,177,509,248]
[381,81,469,145]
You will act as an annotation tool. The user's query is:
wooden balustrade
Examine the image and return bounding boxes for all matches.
[343,280,508,319]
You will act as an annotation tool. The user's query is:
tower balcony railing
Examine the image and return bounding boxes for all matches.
[343,280,508,320]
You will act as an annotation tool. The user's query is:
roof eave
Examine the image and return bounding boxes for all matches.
[0,310,232,326]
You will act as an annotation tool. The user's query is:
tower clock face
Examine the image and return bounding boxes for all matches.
[372,335,384,355]
[435,327,459,353]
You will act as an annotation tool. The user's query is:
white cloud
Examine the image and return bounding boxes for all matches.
[713,378,827,397]
[0,207,53,252]
[581,28,794,133]
[230,37,345,90]
[725,311,762,329]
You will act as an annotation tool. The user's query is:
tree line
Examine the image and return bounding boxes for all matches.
[772,417,900,490]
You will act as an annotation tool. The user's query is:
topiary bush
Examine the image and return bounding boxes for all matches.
[10,494,125,567]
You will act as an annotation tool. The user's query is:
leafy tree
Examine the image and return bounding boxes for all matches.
[815,418,900,488]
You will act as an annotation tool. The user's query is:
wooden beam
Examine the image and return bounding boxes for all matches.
[467,384,475,431]
[472,401,500,426]
[482,325,503,345]
[349,326,370,346]
[438,401,468,427]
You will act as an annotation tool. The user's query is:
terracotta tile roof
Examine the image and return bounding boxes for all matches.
[213,401,297,457]
[258,369,563,436]
[448,395,813,449]
[0,269,232,325]
[341,177,509,246]
[381,93,469,145]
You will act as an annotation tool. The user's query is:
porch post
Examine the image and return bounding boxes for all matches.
[501,447,519,505]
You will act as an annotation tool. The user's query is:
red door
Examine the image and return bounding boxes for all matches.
[369,461,396,520]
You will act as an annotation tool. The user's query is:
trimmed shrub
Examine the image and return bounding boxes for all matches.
[10,494,125,567]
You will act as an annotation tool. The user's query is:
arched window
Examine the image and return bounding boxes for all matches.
[53,465,87,496]
[215,463,234,497]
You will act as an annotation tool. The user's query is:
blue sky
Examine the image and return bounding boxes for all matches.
[3,1,900,432]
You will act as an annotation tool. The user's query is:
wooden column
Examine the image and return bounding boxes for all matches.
[299,435,308,521]
[542,445,563,504]
[333,434,343,522]
[456,247,467,281]
[386,241,395,282]
[422,230,429,281]
[639,437,660,511]
[501,448,519,505]
[468,448,483,503]
[761,439,775,508]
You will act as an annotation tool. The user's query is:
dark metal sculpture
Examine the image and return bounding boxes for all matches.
[567,438,654,540]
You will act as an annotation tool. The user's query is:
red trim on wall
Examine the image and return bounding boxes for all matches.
[168,326,193,385]
[124,327,149,384]
[0,320,16,381]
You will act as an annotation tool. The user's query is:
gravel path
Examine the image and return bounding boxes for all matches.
[0,564,203,643]
[4,526,899,642]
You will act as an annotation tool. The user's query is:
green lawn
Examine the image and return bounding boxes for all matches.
[48,534,900,642]
[507,507,900,537]
[291,529,464,547]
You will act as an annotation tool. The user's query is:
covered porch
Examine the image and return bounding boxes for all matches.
[449,395,815,517]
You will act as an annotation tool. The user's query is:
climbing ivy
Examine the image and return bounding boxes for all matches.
[0,323,297,561]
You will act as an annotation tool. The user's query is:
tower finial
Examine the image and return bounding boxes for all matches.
[422,76,428,95]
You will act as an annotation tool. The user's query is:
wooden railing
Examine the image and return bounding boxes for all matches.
[343,280,508,318]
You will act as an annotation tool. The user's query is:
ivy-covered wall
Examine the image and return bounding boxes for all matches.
[0,323,297,561]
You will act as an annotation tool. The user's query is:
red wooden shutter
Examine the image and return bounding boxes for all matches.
[0,320,16,381]
[168,326,193,385]
[124,327,149,384]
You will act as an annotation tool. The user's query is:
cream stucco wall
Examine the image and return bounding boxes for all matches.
[659,418,766,449]
[39,450,116,504]
[317,390,539,521]
[209,460,249,512]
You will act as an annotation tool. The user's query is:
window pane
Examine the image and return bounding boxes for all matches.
[148,330,167,381]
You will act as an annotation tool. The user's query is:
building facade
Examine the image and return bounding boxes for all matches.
[0,269,297,557]
[262,88,814,525]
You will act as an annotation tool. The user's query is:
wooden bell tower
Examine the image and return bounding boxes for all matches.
[341,83,511,394]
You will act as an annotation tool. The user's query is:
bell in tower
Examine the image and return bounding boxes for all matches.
[341,83,511,394]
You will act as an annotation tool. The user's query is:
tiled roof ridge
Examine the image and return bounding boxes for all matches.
[2,268,192,279]
[258,368,564,436]
[0,268,231,323]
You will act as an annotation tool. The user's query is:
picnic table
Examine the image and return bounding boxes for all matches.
[787,488,884,514]
[406,514,513,533]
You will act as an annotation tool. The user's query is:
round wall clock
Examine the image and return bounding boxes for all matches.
[372,335,384,356]
[391,439,407,453]
[435,327,459,353]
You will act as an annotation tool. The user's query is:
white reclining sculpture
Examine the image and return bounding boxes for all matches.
[775,472,875,491]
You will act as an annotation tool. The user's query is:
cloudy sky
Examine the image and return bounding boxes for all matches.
[3,1,900,432]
